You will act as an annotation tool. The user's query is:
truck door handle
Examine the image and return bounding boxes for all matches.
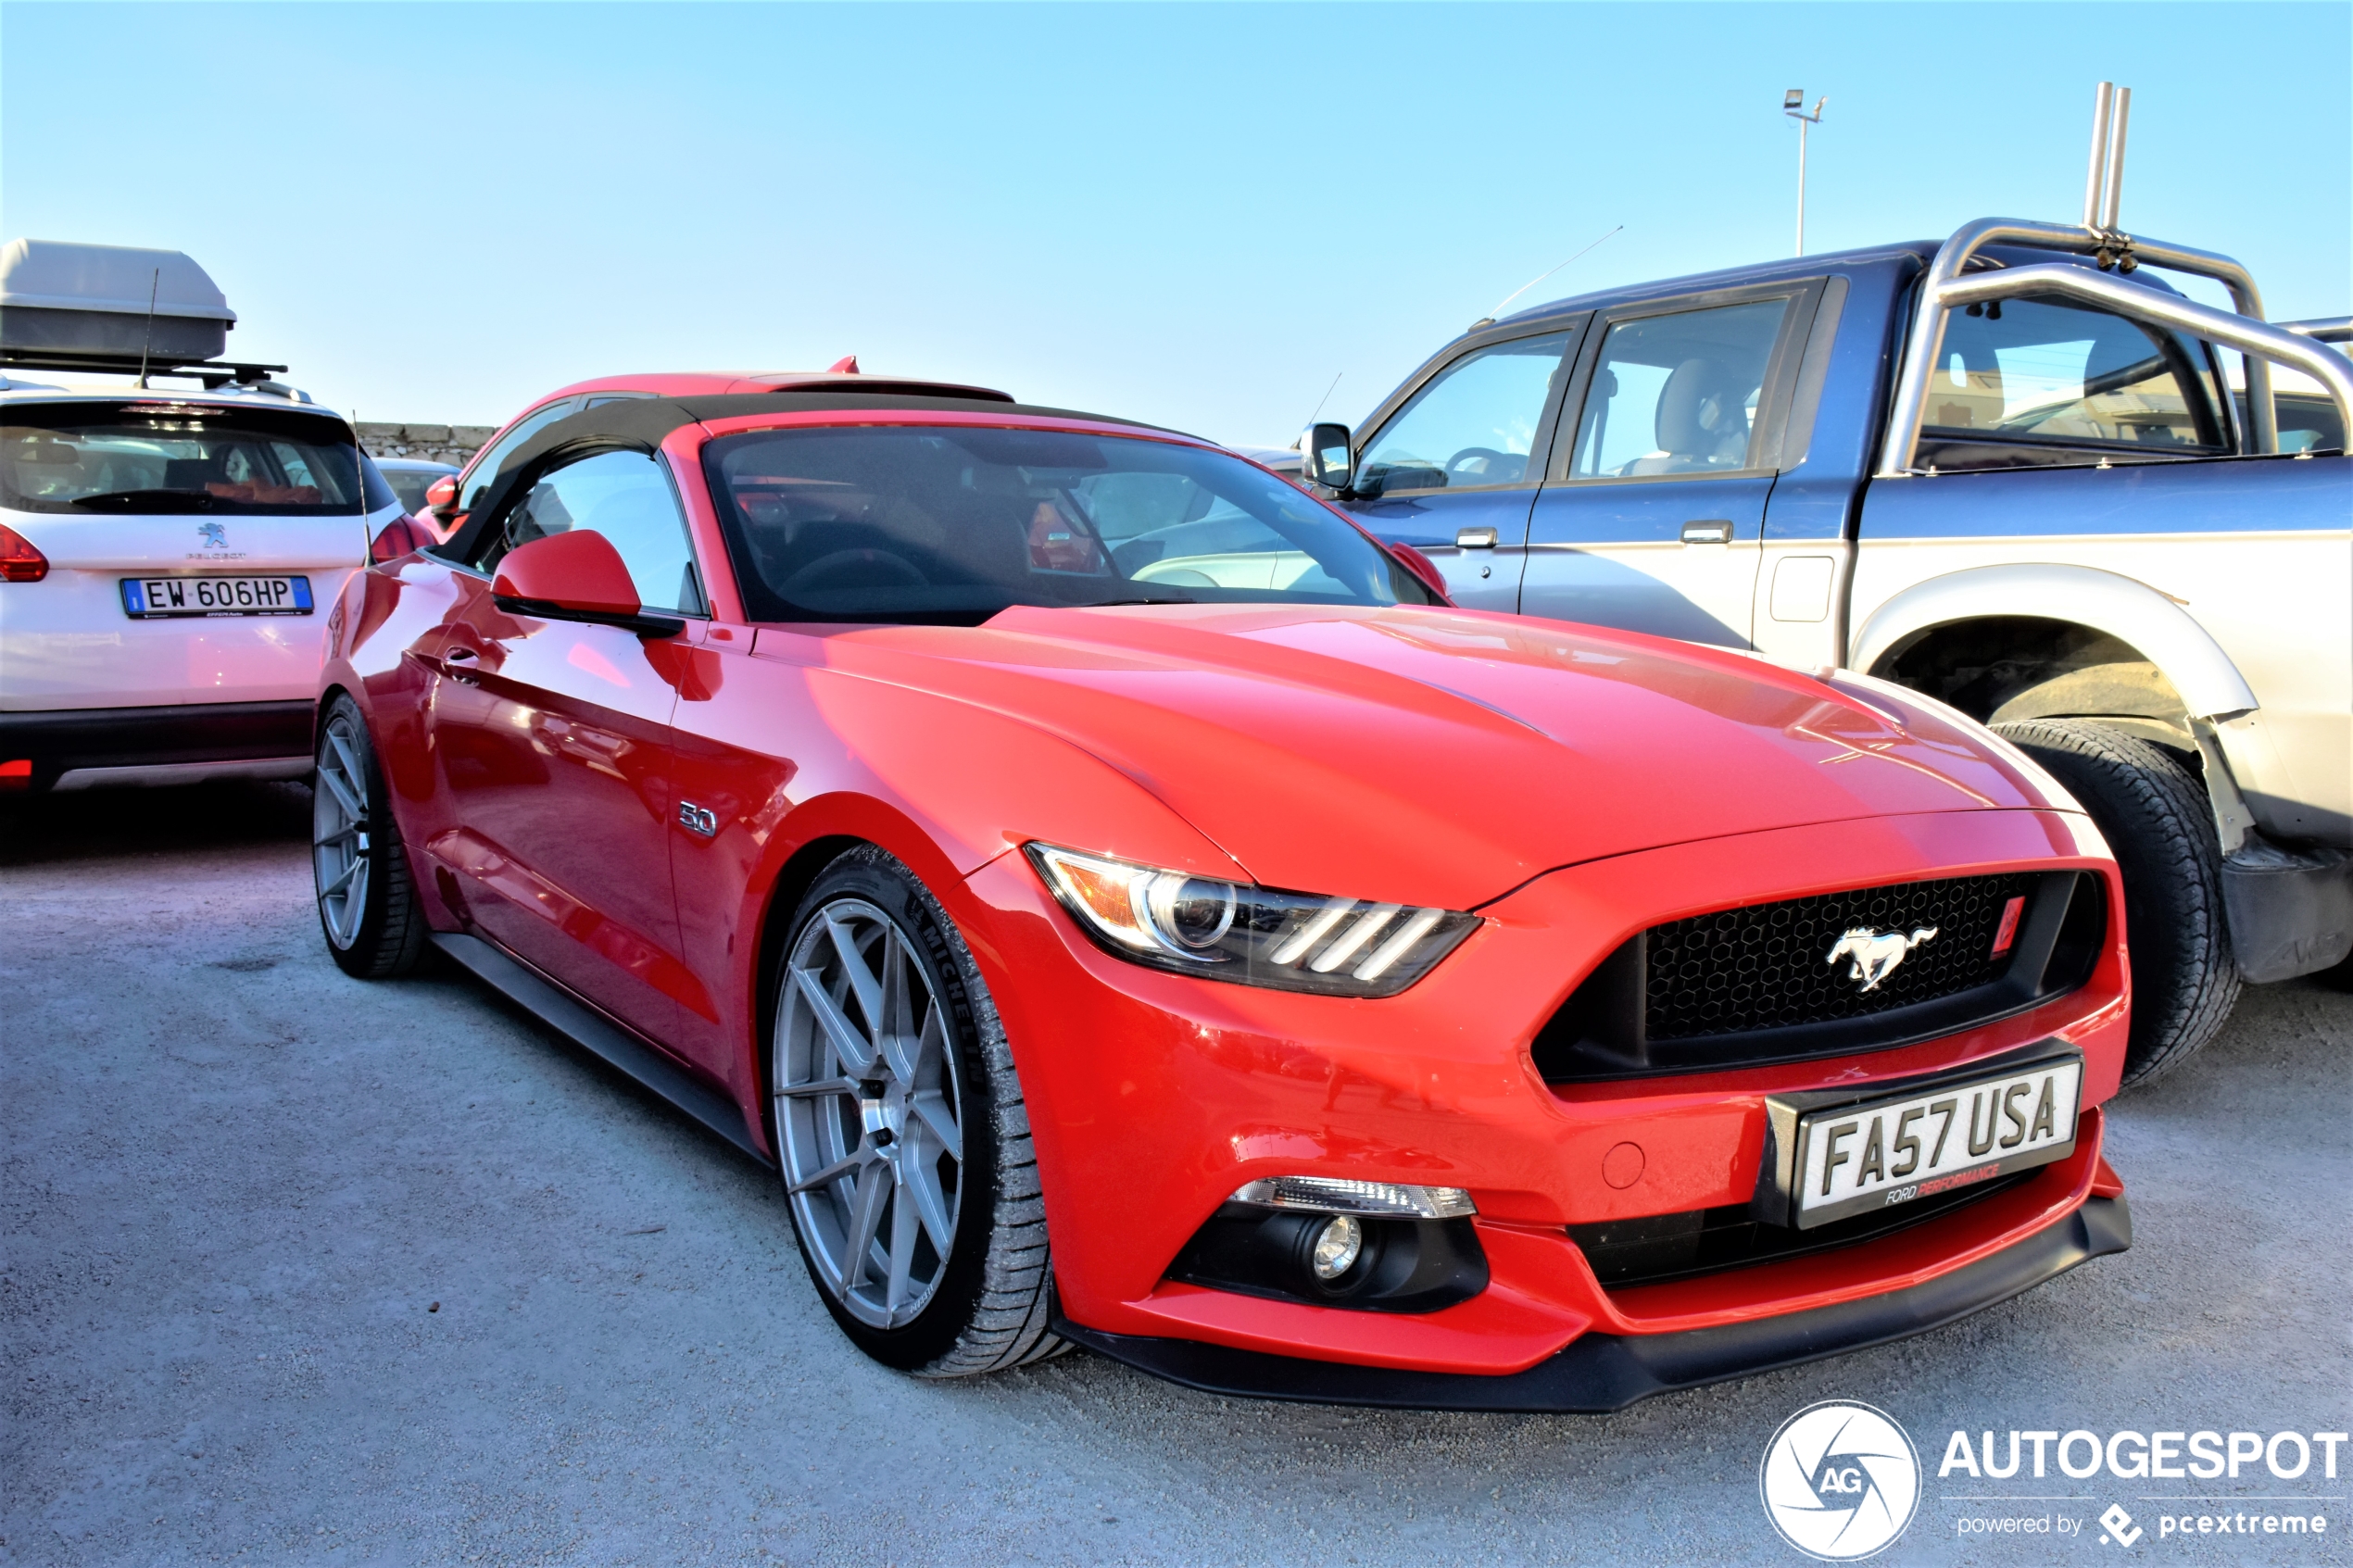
[1680,519,1734,545]
[1455,527,1500,549]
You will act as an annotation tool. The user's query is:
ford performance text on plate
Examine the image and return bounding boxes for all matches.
[311,380,2133,1410]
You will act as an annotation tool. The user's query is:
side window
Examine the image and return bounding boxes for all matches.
[1356,332,1572,495]
[1919,295,2229,467]
[1567,298,1792,478]
[473,449,705,615]
[456,398,580,513]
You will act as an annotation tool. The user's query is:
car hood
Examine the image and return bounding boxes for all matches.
[786,603,2069,910]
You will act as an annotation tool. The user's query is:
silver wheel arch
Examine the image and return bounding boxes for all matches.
[1851,564,2275,853]
[1851,563,2259,721]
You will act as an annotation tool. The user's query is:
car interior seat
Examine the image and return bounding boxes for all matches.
[1626,358,1751,473]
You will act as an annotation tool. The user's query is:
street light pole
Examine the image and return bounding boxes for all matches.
[1783,89,1826,255]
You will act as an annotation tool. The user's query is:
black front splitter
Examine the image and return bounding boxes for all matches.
[1054,1195,2129,1413]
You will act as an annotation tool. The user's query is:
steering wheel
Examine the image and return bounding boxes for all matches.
[780,548,929,596]
[1445,446,1514,479]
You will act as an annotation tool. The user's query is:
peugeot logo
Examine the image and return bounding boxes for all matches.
[195,521,228,549]
[1826,925,1939,992]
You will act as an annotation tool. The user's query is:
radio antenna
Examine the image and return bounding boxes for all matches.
[135,267,159,388]
[1303,370,1342,428]
[1474,224,1623,329]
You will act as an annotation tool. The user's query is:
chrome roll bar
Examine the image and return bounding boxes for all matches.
[1880,261,2351,478]
[1877,217,2285,477]
[2282,317,2353,346]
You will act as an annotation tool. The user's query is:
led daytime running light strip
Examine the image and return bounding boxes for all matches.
[1229,1175,1478,1219]
[1031,844,1466,988]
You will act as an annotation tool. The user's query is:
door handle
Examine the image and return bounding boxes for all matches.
[1455,527,1500,549]
[1680,519,1734,545]
[443,646,480,684]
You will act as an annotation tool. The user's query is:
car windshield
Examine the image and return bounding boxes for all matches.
[0,402,370,515]
[704,424,1435,623]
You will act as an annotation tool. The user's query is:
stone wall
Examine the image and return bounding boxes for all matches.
[356,422,496,468]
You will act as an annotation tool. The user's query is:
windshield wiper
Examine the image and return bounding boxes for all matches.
[69,489,220,513]
[1075,594,1196,608]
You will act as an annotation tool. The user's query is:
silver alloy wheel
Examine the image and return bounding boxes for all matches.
[312,713,372,950]
[774,897,965,1329]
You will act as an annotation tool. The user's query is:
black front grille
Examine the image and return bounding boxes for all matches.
[1533,871,2106,1081]
[1645,872,2035,1041]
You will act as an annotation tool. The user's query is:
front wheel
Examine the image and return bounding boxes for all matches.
[1993,718,2240,1085]
[313,695,428,979]
[770,845,1064,1375]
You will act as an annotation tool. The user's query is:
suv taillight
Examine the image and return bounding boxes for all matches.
[0,523,48,582]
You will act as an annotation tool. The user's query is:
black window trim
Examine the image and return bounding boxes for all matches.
[1543,278,1829,488]
[453,395,582,510]
[1350,315,1592,497]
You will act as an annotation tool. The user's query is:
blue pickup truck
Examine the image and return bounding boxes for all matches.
[1302,209,2351,1085]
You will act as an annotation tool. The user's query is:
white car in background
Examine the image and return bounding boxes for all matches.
[0,240,403,792]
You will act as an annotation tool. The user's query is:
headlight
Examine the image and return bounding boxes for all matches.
[1025,843,1478,997]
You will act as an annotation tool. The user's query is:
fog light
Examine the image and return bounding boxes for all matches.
[1310,1214,1362,1280]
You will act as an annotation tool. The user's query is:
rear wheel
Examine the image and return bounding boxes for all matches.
[771,845,1063,1374]
[313,695,428,979]
[1993,718,2240,1085]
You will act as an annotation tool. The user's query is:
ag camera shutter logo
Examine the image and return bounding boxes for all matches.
[1760,1400,1921,1560]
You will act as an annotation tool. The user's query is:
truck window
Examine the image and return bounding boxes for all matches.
[1355,332,1571,495]
[1566,299,1791,478]
[1918,295,2229,470]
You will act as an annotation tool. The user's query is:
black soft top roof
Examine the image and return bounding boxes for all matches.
[453,390,1185,558]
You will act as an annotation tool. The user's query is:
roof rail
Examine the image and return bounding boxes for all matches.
[0,349,290,391]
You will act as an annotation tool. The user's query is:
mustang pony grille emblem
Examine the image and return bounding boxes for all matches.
[195,521,228,549]
[1826,925,1939,992]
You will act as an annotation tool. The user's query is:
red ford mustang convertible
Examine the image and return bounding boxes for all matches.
[316,382,2132,1409]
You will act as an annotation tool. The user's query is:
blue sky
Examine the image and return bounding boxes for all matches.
[4,3,2346,445]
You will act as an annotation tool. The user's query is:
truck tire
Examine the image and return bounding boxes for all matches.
[1992,718,2240,1085]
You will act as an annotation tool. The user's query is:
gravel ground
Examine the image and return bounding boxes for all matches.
[4,780,2347,1567]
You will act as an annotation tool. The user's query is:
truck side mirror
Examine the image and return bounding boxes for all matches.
[1302,422,1354,492]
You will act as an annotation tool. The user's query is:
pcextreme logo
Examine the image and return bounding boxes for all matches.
[1760,1400,1922,1560]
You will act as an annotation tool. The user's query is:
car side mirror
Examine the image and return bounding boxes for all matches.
[1302,422,1354,493]
[425,473,460,520]
[490,530,683,637]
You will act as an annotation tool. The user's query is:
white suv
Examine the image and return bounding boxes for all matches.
[0,241,402,791]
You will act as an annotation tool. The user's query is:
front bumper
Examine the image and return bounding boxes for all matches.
[954,805,2131,1383]
[0,699,315,790]
[1058,1193,2131,1411]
